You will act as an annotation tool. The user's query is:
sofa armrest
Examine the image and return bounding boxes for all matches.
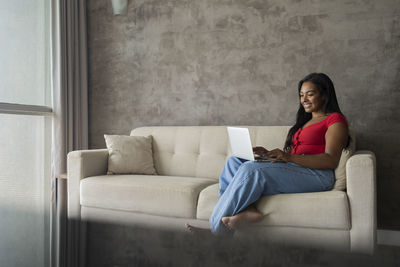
[346,150,377,254]
[67,149,109,219]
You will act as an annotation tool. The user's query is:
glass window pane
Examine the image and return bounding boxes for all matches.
[0,0,50,106]
[0,113,51,267]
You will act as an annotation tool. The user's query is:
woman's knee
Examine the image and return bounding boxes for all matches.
[226,156,244,167]
[239,161,259,171]
[236,162,265,180]
[227,156,240,163]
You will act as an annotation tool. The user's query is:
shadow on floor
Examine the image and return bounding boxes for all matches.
[86,222,400,267]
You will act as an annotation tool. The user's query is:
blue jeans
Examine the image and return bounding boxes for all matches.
[209,156,335,236]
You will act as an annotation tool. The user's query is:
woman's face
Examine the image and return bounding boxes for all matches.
[299,82,325,114]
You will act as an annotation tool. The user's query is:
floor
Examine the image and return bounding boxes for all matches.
[86,222,400,267]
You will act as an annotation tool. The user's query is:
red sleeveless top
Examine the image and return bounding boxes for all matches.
[291,112,348,155]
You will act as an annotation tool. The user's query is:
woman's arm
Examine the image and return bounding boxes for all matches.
[267,122,348,169]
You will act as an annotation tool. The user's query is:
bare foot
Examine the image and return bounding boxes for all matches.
[222,206,263,230]
[185,223,212,236]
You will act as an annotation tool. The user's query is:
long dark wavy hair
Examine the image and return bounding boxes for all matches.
[283,73,350,153]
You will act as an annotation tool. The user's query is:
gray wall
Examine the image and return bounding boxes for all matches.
[87,0,400,229]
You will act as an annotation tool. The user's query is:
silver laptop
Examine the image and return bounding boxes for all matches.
[227,127,274,162]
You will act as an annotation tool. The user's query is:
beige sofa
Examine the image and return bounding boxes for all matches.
[67,126,376,255]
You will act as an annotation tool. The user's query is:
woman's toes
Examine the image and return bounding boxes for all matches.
[185,223,213,235]
[185,223,193,232]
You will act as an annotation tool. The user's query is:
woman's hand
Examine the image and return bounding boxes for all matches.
[266,149,292,162]
[253,146,269,159]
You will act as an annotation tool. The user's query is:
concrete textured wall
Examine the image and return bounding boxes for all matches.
[87,0,400,229]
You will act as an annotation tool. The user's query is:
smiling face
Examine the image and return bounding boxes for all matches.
[299,81,326,114]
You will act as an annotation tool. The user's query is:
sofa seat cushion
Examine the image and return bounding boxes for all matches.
[80,175,216,218]
[197,184,351,230]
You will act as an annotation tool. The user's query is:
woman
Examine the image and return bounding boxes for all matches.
[186,72,349,236]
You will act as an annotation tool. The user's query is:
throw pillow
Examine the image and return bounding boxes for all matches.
[104,134,157,175]
[332,130,356,190]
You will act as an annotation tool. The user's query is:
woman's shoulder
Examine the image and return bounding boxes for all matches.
[325,112,348,127]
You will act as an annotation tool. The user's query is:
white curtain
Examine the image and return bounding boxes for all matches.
[50,0,89,266]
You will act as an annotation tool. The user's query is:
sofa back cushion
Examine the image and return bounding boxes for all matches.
[131,126,355,190]
[131,126,290,180]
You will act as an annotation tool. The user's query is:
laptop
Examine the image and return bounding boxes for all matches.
[227,127,275,162]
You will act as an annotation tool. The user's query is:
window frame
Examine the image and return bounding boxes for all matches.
[0,102,52,116]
